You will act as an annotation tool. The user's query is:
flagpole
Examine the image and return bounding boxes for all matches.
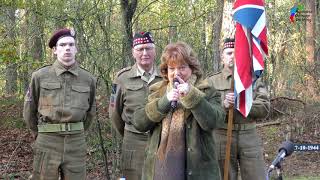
[224,0,268,178]
[224,1,236,178]
[223,24,254,180]
[223,72,234,180]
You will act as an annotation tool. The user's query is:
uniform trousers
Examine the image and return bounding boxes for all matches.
[213,128,266,180]
[121,130,148,180]
[31,132,86,180]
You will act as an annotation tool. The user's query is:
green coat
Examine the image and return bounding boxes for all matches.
[132,78,226,180]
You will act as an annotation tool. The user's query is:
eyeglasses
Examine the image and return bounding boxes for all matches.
[134,47,154,53]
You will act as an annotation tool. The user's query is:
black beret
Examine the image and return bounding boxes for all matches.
[223,38,235,50]
[48,28,76,49]
[132,32,154,47]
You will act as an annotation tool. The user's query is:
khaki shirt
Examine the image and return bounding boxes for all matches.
[23,60,97,132]
[207,68,270,126]
[109,64,162,136]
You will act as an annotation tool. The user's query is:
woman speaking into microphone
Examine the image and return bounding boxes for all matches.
[132,41,225,180]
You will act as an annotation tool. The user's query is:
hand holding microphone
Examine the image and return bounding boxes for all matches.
[167,76,190,109]
[167,78,179,108]
[176,76,190,96]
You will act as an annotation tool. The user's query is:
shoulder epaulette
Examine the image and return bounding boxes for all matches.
[207,71,222,77]
[197,79,210,89]
[78,66,96,80]
[79,65,90,72]
[35,64,52,72]
[116,66,132,77]
[38,64,51,69]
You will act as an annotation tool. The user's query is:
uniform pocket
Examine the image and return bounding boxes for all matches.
[126,83,144,91]
[71,85,90,110]
[67,163,86,173]
[121,149,134,170]
[242,148,263,159]
[32,148,46,173]
[39,82,61,107]
[213,81,230,91]
[125,83,146,107]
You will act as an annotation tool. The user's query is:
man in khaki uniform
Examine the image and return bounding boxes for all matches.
[109,32,162,180]
[23,28,96,180]
[207,38,270,180]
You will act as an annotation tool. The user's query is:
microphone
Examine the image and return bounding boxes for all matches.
[171,78,179,109]
[268,141,294,172]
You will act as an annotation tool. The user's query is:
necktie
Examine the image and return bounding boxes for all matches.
[143,72,151,82]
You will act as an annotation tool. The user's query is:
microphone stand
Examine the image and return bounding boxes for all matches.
[266,160,284,180]
[275,163,284,180]
[266,140,295,180]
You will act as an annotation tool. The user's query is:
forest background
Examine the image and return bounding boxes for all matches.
[0,0,319,179]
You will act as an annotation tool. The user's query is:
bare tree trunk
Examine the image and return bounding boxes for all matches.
[266,0,276,96]
[211,0,224,73]
[21,2,45,93]
[305,0,317,99]
[199,16,209,74]
[168,0,177,43]
[4,5,18,95]
[306,0,315,63]
[120,0,138,68]
[29,4,44,62]
[95,0,114,94]
[317,1,320,81]
[168,23,177,43]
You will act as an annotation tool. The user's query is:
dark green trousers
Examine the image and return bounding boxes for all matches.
[31,132,86,180]
[213,128,266,180]
[121,130,148,180]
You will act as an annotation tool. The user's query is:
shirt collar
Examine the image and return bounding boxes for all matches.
[53,60,79,76]
[136,64,154,76]
[222,68,232,80]
[136,64,159,77]
[134,64,160,84]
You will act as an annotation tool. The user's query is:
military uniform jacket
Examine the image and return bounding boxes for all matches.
[207,68,270,126]
[23,60,97,132]
[132,79,225,180]
[109,64,162,136]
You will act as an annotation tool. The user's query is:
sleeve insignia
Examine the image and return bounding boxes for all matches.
[112,83,117,94]
[109,95,115,108]
[25,87,32,102]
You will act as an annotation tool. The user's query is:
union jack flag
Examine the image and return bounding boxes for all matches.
[232,0,268,117]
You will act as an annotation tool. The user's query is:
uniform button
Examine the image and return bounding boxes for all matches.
[187,147,191,152]
[187,124,191,129]
[188,170,192,175]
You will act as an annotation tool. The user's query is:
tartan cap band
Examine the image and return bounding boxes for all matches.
[133,32,154,47]
[223,38,235,50]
